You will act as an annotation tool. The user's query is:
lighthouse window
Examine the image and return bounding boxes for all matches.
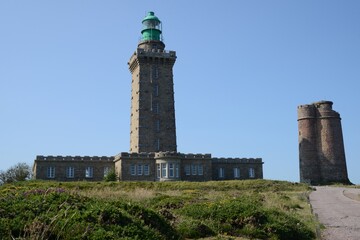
[152,66,159,80]
[152,102,159,114]
[156,138,160,151]
[155,120,160,132]
[153,84,159,96]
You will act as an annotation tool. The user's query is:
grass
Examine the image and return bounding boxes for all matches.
[0,179,318,239]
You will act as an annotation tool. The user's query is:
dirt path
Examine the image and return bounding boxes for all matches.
[309,186,360,240]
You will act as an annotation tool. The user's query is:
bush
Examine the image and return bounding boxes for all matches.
[0,187,177,240]
[104,169,117,182]
[178,194,314,239]
[0,180,317,240]
[0,163,31,185]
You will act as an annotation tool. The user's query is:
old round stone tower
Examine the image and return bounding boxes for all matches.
[128,12,177,153]
[297,101,350,185]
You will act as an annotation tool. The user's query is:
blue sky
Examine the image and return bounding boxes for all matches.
[1,1,359,183]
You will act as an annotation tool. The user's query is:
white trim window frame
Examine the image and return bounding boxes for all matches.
[161,163,167,178]
[169,163,174,177]
[137,164,143,175]
[47,166,55,178]
[103,166,110,177]
[66,166,74,178]
[198,164,203,176]
[156,164,160,178]
[191,164,197,175]
[185,165,191,176]
[249,168,255,178]
[130,164,136,176]
[219,167,225,178]
[175,164,179,178]
[85,167,93,178]
[233,167,240,178]
[144,164,150,176]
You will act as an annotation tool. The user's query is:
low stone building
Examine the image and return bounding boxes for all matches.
[32,12,264,182]
[33,156,114,181]
[33,153,263,182]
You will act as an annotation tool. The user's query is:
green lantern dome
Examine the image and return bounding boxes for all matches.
[141,11,162,42]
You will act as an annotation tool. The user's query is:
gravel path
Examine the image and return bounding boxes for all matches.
[309,186,360,240]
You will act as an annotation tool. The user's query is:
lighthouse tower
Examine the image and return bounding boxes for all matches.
[128,12,177,153]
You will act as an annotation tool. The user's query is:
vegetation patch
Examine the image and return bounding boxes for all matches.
[0,180,317,239]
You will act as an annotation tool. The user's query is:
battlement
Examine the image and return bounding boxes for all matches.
[212,158,263,164]
[35,155,114,161]
[155,151,181,158]
[183,153,212,159]
[298,100,340,120]
[117,152,155,159]
[136,48,176,58]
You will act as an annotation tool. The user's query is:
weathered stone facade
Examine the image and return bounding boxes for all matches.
[33,156,114,181]
[298,101,350,185]
[34,153,263,182]
[32,12,264,182]
[128,47,177,153]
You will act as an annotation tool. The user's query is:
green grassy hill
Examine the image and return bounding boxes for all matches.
[0,180,317,239]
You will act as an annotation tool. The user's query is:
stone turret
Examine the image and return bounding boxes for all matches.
[298,101,350,185]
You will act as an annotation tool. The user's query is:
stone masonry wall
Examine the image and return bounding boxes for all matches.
[128,46,177,153]
[34,156,114,181]
[298,101,350,185]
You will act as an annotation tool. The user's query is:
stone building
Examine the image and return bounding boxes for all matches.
[298,101,350,185]
[33,12,264,182]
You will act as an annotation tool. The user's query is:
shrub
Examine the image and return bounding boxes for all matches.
[0,187,177,240]
[104,169,117,182]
